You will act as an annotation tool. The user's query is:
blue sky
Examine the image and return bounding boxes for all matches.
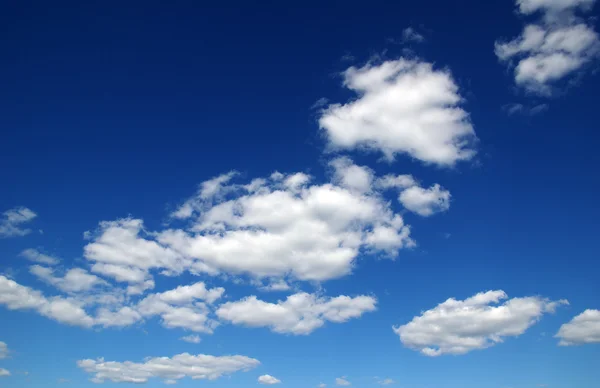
[1,0,600,387]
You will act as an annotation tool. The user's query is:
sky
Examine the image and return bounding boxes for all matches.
[1,0,600,387]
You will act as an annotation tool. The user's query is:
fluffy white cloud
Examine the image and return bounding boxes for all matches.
[0,207,37,238]
[398,184,451,217]
[0,342,8,359]
[555,309,600,345]
[258,374,282,384]
[0,368,10,377]
[77,352,260,384]
[159,169,414,283]
[336,377,351,386]
[495,0,599,94]
[393,290,568,356]
[0,275,95,327]
[180,334,201,343]
[19,248,60,265]
[29,265,108,293]
[216,292,376,335]
[318,59,477,166]
[329,157,374,194]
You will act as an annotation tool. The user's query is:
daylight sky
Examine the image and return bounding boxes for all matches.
[1,1,599,387]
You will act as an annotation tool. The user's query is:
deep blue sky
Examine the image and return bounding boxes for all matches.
[1,1,599,387]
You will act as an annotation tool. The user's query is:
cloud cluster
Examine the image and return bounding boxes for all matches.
[0,207,37,238]
[393,290,568,356]
[495,0,600,95]
[319,59,477,166]
[216,292,377,335]
[556,309,600,345]
[77,352,260,384]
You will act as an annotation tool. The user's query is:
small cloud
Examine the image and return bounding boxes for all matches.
[379,378,395,385]
[58,378,70,383]
[336,377,351,386]
[503,103,548,116]
[0,368,10,377]
[258,374,282,385]
[0,207,37,238]
[180,335,201,344]
[318,384,327,388]
[402,27,425,43]
[311,98,329,110]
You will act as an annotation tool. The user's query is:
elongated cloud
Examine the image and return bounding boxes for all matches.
[319,59,477,166]
[393,290,568,355]
[0,207,37,238]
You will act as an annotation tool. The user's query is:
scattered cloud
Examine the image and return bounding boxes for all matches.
[0,342,8,359]
[29,265,108,293]
[319,383,327,388]
[393,290,568,356]
[503,103,549,115]
[0,207,37,238]
[556,309,600,345]
[336,377,351,386]
[217,292,376,335]
[180,334,201,344]
[319,58,477,166]
[379,378,395,385]
[77,352,260,384]
[402,27,425,43]
[0,368,10,377]
[258,374,282,384]
[398,184,451,217]
[495,0,600,95]
[19,248,60,265]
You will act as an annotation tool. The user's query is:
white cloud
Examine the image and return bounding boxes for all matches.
[336,377,351,386]
[216,292,376,335]
[0,275,95,327]
[495,1,599,95]
[398,184,451,217]
[160,169,414,283]
[258,374,282,384]
[393,290,568,356]
[318,383,327,388]
[318,58,477,166]
[503,103,549,115]
[77,352,260,384]
[402,27,425,43]
[19,248,60,265]
[29,265,108,293]
[0,207,37,238]
[555,309,600,345]
[180,334,201,344]
[375,174,416,190]
[379,378,395,385]
[0,342,8,359]
[329,157,374,194]
[0,368,10,377]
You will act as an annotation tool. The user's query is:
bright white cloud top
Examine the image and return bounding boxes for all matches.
[393,290,568,356]
[258,374,282,384]
[556,309,600,345]
[77,353,260,384]
[319,59,477,166]
[0,207,37,238]
[216,292,377,335]
[495,0,600,95]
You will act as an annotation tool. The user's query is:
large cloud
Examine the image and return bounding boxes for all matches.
[216,292,377,335]
[393,290,568,356]
[555,309,600,345]
[318,59,477,166]
[495,0,599,95]
[0,207,37,238]
[77,352,260,384]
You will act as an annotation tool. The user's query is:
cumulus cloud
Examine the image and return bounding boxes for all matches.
[216,292,377,335]
[555,309,600,345]
[495,0,599,95]
[19,248,60,265]
[258,374,282,384]
[180,334,201,344]
[393,290,568,356]
[0,342,8,359]
[398,184,451,216]
[0,368,10,377]
[29,265,108,293]
[77,352,260,384]
[319,58,477,166]
[0,207,37,238]
[336,377,351,386]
